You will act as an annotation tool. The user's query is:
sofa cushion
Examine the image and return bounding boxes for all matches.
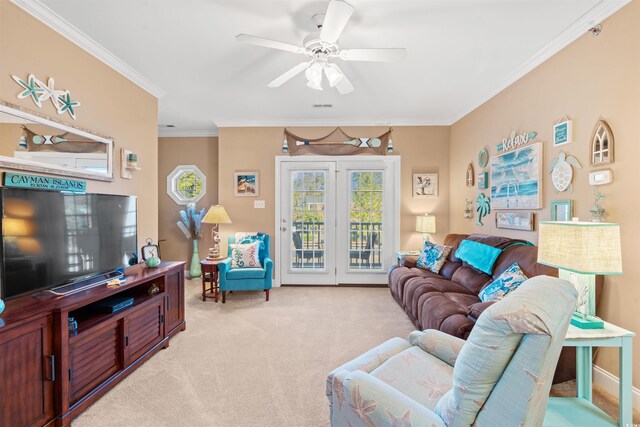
[417,242,453,274]
[371,346,453,411]
[479,262,528,302]
[226,267,266,279]
[455,239,503,275]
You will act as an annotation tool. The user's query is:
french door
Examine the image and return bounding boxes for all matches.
[277,157,399,285]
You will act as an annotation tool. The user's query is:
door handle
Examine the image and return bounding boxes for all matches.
[281,226,287,232]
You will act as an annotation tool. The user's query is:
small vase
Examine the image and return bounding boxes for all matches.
[189,239,202,278]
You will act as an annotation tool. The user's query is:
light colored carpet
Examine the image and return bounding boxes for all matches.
[72,280,415,426]
[72,279,638,426]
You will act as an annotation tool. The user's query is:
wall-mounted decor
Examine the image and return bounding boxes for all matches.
[464,199,473,219]
[550,200,574,221]
[11,74,80,119]
[589,169,613,186]
[167,165,206,205]
[466,163,474,187]
[590,120,614,165]
[490,142,542,210]
[477,172,488,190]
[478,148,489,168]
[549,151,581,193]
[121,148,141,179]
[475,193,491,226]
[3,172,86,192]
[496,212,535,231]
[589,192,606,222]
[553,117,572,147]
[234,171,259,197]
[283,127,392,155]
[497,130,537,152]
[413,173,438,198]
[0,101,113,181]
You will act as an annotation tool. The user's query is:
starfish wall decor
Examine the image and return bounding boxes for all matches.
[11,73,81,120]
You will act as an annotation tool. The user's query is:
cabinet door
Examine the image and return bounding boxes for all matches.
[165,269,184,333]
[68,319,122,404]
[0,315,55,427]
[124,299,164,365]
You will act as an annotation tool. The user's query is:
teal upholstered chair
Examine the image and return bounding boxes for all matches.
[217,233,273,303]
[327,276,577,427]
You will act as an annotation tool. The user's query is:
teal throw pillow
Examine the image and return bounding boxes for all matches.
[479,262,528,302]
[454,239,503,275]
[416,241,452,274]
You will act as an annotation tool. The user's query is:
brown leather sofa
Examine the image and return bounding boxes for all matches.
[389,233,577,383]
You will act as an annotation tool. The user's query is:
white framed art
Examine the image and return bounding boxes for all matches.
[490,142,542,210]
[413,173,438,198]
[234,171,259,197]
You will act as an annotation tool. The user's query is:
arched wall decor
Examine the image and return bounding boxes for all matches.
[282,127,393,156]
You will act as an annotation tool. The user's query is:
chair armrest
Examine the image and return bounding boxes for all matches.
[327,337,411,400]
[338,371,446,427]
[217,258,232,275]
[408,330,465,367]
[401,255,419,268]
[264,257,273,275]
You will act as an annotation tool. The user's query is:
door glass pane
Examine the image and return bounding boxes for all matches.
[291,171,325,269]
[349,171,383,270]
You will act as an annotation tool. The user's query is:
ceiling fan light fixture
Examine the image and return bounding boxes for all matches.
[324,63,344,87]
[305,62,324,91]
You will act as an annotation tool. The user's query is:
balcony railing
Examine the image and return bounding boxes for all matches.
[290,221,382,269]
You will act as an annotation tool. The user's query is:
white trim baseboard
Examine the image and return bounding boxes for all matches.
[593,365,640,411]
[9,0,166,99]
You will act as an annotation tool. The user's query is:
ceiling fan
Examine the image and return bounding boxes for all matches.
[236,0,407,94]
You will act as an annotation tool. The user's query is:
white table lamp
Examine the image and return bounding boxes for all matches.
[416,214,436,243]
[537,221,622,329]
[202,205,232,259]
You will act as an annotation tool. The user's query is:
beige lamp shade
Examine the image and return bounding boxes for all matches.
[416,214,436,234]
[202,205,232,224]
[537,221,622,275]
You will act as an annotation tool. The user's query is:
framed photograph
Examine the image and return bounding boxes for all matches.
[553,119,572,147]
[495,212,535,231]
[234,171,259,197]
[477,172,488,190]
[413,173,438,198]
[490,142,542,210]
[550,200,574,221]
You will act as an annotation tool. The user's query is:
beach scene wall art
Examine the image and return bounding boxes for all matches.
[490,142,542,209]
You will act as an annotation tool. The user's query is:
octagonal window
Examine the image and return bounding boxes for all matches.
[167,165,206,205]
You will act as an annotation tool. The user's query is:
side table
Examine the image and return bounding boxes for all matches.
[200,259,224,302]
[396,250,421,265]
[544,321,635,426]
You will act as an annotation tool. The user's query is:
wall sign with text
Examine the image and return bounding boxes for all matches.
[3,172,86,192]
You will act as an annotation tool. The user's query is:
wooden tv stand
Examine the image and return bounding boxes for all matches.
[0,262,185,427]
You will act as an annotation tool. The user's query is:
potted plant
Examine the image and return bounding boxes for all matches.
[176,203,206,278]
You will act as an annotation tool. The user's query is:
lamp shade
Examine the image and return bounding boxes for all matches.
[202,205,232,224]
[416,214,436,234]
[537,221,622,275]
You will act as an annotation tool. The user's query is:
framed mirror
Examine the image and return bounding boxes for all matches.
[550,200,574,221]
[167,165,206,205]
[590,120,614,165]
[0,101,113,181]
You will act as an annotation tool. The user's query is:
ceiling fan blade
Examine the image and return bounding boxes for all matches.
[339,48,407,62]
[236,34,304,54]
[267,62,311,88]
[332,65,354,95]
[320,0,355,44]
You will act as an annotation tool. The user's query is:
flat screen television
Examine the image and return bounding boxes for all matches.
[1,188,137,299]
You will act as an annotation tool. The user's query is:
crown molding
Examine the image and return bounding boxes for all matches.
[214,118,450,128]
[10,0,166,99]
[449,0,630,124]
[158,129,219,138]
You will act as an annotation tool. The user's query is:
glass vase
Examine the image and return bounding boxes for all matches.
[189,239,202,278]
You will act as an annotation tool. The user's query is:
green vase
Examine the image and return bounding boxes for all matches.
[189,239,202,278]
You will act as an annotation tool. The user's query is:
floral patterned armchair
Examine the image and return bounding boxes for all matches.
[327,276,577,426]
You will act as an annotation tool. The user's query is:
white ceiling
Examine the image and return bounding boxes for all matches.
[33,0,626,135]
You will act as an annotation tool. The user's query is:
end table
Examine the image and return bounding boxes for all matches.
[200,259,224,302]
